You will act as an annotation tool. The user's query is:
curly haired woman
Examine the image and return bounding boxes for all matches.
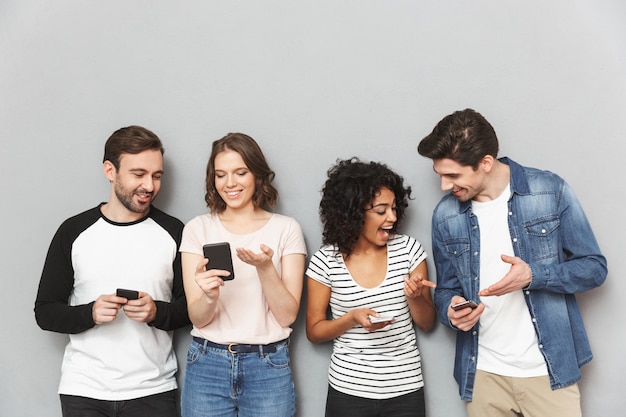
[306,158,436,417]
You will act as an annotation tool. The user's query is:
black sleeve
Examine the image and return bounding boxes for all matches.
[148,208,191,331]
[34,211,99,334]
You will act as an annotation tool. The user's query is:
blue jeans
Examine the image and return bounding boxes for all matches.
[60,390,178,417]
[181,338,295,417]
[325,385,426,417]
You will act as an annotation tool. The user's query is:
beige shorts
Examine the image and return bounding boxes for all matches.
[466,370,581,417]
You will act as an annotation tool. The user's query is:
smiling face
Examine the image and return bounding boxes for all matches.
[359,187,398,248]
[213,149,256,211]
[104,149,163,219]
[433,157,491,202]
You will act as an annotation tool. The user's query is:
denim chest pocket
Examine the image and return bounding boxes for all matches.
[524,217,560,261]
[444,239,471,278]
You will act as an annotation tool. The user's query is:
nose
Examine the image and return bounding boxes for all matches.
[440,176,453,191]
[387,208,397,222]
[226,173,237,188]
[143,176,155,192]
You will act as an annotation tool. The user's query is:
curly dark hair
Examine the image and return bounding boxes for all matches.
[319,158,412,257]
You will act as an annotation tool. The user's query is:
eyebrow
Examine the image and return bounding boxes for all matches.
[215,167,249,173]
[434,167,458,177]
[367,201,396,211]
[129,168,164,175]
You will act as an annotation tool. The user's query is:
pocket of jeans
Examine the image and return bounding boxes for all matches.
[264,346,290,369]
[186,343,201,365]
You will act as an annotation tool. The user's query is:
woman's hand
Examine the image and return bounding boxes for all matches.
[404,274,436,299]
[194,257,226,302]
[236,245,304,327]
[236,244,274,269]
[405,261,437,332]
[356,308,395,332]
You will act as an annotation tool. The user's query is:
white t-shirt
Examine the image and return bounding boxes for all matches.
[180,212,306,345]
[472,185,547,377]
[56,210,181,400]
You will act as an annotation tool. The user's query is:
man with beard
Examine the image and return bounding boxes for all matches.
[35,126,190,417]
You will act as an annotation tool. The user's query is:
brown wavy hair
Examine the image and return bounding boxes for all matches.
[204,132,278,213]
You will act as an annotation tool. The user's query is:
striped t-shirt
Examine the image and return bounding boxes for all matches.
[306,234,428,399]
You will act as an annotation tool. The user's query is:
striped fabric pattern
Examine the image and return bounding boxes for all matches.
[307,234,428,399]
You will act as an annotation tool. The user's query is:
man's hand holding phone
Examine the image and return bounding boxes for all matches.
[92,290,157,325]
[448,296,484,332]
[93,293,127,325]
[120,291,157,323]
[116,288,139,301]
[451,300,478,311]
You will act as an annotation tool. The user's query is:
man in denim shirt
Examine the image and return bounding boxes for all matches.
[417,109,607,417]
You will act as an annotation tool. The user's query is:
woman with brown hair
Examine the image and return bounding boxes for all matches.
[180,133,306,417]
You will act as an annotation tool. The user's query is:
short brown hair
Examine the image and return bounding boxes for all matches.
[417,109,498,169]
[103,126,164,170]
[204,133,278,213]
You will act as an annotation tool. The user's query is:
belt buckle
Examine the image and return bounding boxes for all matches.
[228,343,239,354]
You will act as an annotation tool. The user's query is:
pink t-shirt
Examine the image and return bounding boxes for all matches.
[180,212,306,344]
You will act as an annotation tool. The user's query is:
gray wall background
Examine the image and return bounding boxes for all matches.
[1,1,624,416]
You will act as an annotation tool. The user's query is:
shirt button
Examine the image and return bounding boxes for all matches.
[474,251,478,256]
[541,229,546,234]
[472,331,477,336]
[471,356,476,361]
[539,344,544,349]
[474,276,478,281]
[525,290,530,295]
[513,238,518,242]
[532,318,537,323]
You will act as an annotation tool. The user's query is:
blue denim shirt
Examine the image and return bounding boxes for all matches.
[431,157,607,401]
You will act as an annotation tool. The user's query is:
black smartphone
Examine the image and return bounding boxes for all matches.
[203,242,235,281]
[116,288,139,300]
[451,300,479,311]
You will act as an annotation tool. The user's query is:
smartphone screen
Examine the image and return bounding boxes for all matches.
[202,242,235,281]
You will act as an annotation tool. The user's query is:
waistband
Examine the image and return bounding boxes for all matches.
[192,336,287,354]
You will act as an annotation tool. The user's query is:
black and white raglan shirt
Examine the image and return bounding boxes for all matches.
[306,234,428,400]
[35,204,190,401]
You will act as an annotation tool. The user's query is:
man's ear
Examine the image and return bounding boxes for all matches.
[103,160,117,182]
[479,155,495,173]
